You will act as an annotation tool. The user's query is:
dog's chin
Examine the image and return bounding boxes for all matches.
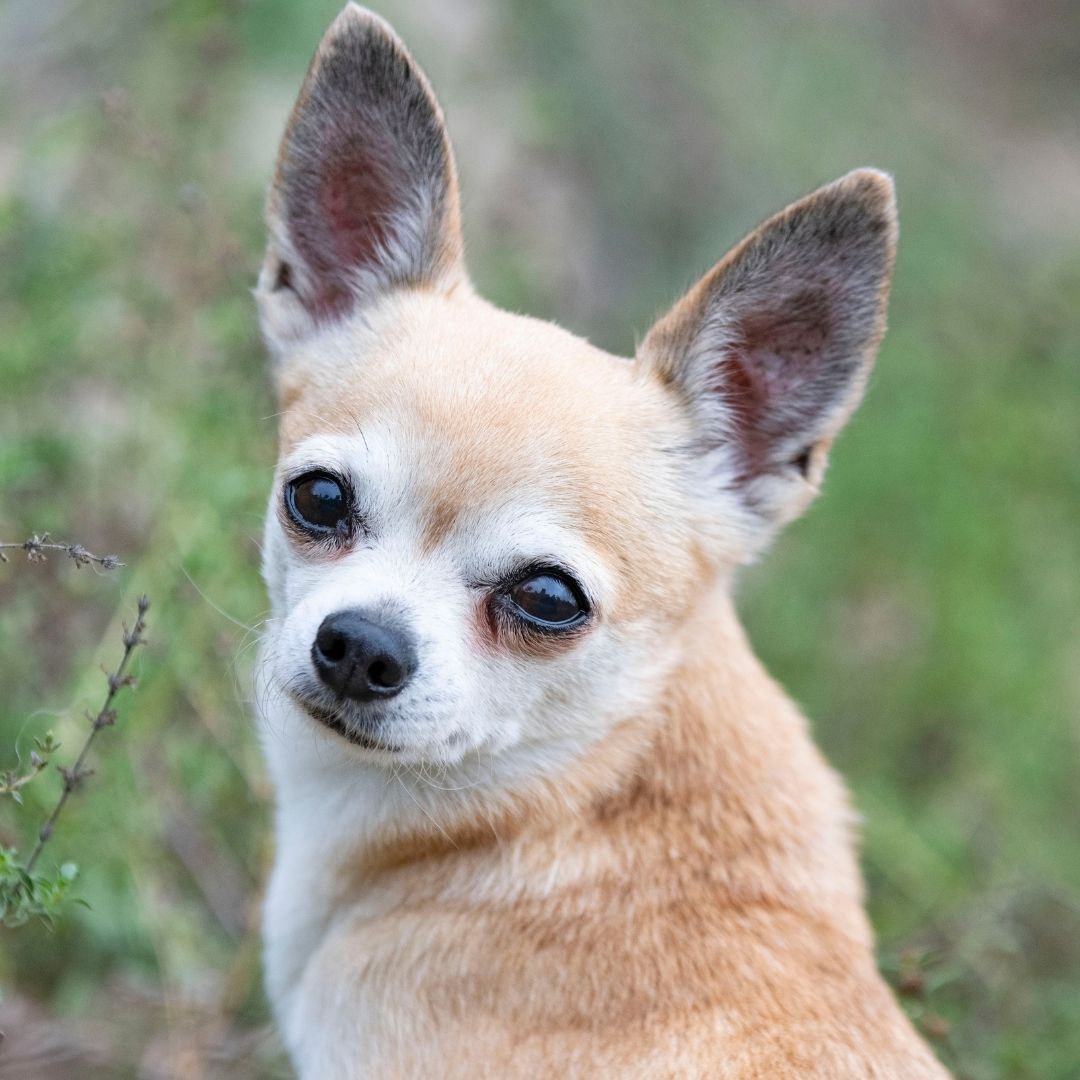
[287,691,467,766]
[286,691,401,753]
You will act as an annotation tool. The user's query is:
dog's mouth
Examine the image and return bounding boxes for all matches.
[289,692,403,754]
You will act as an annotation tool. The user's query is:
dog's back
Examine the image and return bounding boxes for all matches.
[253,6,949,1077]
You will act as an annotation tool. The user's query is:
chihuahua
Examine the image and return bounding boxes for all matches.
[253,5,948,1077]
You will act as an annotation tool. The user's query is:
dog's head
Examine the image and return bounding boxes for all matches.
[255,5,896,773]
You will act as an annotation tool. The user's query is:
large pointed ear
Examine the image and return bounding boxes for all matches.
[639,169,897,554]
[256,4,466,354]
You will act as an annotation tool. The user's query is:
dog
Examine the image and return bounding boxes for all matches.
[252,5,949,1077]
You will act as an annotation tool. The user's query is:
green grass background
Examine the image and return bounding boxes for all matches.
[1,1,1078,1076]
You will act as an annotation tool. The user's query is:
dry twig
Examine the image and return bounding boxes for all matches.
[0,533,122,570]
[25,596,150,874]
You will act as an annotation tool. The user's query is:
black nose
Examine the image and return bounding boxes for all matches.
[312,610,416,702]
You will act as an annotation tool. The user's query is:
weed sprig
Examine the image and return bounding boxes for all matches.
[0,533,122,571]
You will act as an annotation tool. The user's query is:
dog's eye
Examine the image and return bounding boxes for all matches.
[286,472,349,535]
[507,571,588,628]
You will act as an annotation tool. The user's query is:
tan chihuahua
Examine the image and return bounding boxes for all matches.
[253,6,948,1077]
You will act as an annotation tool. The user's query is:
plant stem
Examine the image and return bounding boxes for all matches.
[25,596,150,874]
[0,533,122,570]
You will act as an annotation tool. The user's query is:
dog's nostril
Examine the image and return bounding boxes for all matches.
[317,632,348,664]
[367,656,403,690]
[312,610,416,703]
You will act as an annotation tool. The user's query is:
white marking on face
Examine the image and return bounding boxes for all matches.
[259,423,671,776]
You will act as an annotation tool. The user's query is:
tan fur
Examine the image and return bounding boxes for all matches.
[255,7,948,1077]
[264,294,946,1078]
[285,578,942,1077]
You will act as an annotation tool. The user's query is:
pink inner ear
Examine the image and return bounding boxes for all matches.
[323,158,396,267]
[719,286,834,478]
[286,130,409,319]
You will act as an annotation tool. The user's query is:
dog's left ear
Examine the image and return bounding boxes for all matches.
[257,3,466,355]
[639,169,897,553]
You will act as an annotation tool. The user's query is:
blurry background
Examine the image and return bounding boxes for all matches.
[1,0,1078,1076]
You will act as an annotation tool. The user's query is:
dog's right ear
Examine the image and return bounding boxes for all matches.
[256,4,466,356]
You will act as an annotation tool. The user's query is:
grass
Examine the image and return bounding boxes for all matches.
[1,0,1078,1075]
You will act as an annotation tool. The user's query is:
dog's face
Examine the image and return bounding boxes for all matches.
[260,295,703,768]
[255,5,896,773]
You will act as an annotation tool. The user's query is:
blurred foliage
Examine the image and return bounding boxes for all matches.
[0,0,1077,1076]
[0,731,77,930]
[0,847,83,931]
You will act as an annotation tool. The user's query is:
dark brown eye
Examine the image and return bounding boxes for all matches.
[507,571,588,629]
[286,472,349,535]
